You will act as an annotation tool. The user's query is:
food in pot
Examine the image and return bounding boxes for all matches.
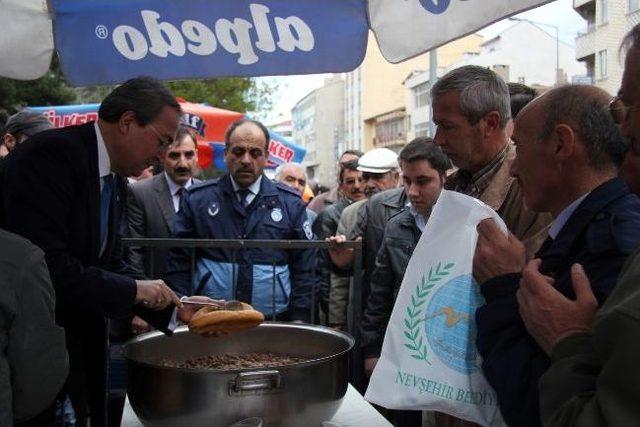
[161,352,309,370]
[188,301,264,335]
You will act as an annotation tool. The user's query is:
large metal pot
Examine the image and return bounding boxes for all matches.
[124,322,354,427]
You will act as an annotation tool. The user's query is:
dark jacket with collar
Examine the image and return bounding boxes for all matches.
[476,177,640,427]
[0,122,169,426]
[165,174,316,321]
[361,208,421,357]
[312,196,352,239]
[127,173,201,278]
[349,187,407,309]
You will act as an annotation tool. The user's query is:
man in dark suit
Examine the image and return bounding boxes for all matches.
[128,126,200,279]
[0,77,207,427]
[471,85,640,426]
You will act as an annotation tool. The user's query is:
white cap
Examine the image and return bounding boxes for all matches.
[357,148,399,173]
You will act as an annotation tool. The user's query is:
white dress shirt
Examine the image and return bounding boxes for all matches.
[95,122,112,187]
[230,175,262,205]
[164,172,193,212]
[548,192,590,239]
[406,202,428,232]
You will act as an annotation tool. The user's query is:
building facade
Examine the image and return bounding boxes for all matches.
[575,0,640,95]
[444,21,584,87]
[291,75,344,187]
[343,32,483,152]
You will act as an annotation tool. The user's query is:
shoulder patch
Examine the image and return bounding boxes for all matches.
[188,178,219,192]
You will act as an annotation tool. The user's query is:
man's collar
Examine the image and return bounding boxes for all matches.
[548,192,591,239]
[164,171,193,195]
[94,122,111,178]
[405,201,428,232]
[230,175,262,195]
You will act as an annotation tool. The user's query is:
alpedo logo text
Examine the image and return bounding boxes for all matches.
[105,3,315,65]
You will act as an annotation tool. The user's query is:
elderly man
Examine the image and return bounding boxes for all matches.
[0,77,212,426]
[165,119,316,321]
[472,84,640,427]
[275,162,306,195]
[128,126,200,279]
[275,161,317,225]
[516,25,640,426]
[432,65,550,258]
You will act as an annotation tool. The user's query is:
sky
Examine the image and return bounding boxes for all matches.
[260,0,587,124]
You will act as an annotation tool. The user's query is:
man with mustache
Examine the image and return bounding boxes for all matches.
[127,126,200,279]
[328,148,400,330]
[165,119,316,321]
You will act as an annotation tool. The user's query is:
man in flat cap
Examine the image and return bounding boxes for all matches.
[2,111,53,156]
[328,147,401,331]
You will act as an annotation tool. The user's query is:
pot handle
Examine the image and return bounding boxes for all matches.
[230,370,281,395]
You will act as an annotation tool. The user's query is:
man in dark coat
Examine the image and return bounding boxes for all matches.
[0,77,207,426]
[516,24,640,426]
[472,85,640,427]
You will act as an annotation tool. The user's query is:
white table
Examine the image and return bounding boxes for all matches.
[121,384,392,427]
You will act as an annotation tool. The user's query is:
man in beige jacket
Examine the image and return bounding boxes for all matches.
[429,65,551,427]
[432,65,550,259]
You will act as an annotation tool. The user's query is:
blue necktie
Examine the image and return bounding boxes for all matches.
[237,188,250,208]
[100,174,114,250]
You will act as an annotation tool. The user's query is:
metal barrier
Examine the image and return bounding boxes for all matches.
[122,237,365,391]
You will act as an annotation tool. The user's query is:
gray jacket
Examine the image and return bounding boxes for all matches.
[361,209,421,357]
[0,229,68,424]
[127,174,200,278]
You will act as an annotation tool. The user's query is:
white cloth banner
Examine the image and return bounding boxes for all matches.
[365,190,508,426]
[368,0,553,63]
[0,0,53,80]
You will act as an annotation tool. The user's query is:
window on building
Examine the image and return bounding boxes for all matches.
[414,122,430,137]
[413,82,430,109]
[599,0,608,23]
[376,115,407,146]
[631,0,640,12]
[598,50,607,79]
[518,76,526,84]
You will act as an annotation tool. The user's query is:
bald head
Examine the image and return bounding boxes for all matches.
[520,85,627,171]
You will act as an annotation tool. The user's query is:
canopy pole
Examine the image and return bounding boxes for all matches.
[429,49,438,137]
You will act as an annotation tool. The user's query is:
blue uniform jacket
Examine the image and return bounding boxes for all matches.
[476,178,640,427]
[164,174,316,321]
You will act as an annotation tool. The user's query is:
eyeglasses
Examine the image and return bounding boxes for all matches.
[609,96,640,125]
[148,123,174,149]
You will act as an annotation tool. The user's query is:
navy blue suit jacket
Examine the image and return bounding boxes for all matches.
[0,122,173,425]
[476,178,640,427]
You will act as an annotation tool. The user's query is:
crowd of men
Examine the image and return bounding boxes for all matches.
[2,23,640,427]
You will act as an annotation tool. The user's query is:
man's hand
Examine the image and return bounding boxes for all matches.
[131,316,152,335]
[135,279,181,310]
[516,260,598,355]
[473,218,526,283]
[327,235,358,269]
[365,357,379,377]
[177,296,225,324]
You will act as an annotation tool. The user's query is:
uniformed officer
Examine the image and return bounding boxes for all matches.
[164,119,316,321]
